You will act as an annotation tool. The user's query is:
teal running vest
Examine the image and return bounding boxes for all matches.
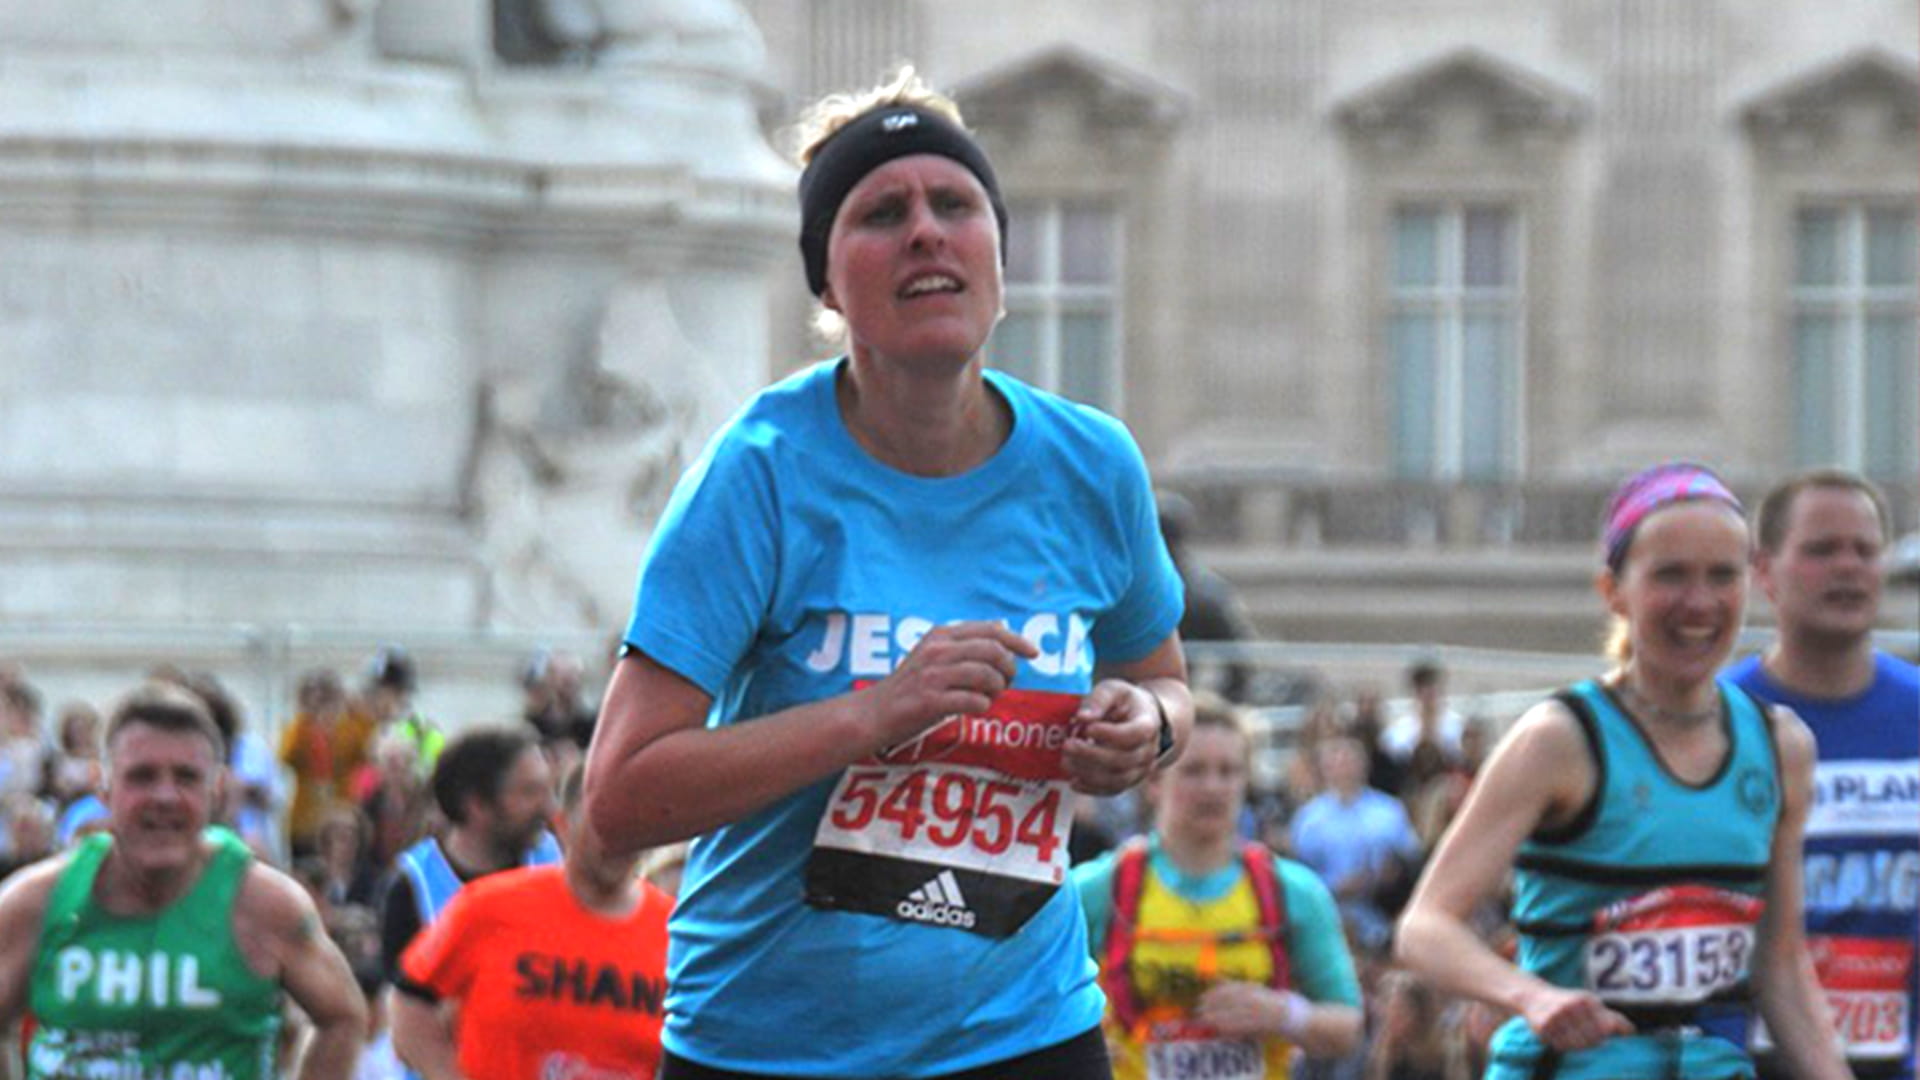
[1490,679,1781,1080]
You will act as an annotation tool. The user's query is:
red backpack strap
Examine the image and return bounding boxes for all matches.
[1241,842,1291,992]
[1102,838,1152,1031]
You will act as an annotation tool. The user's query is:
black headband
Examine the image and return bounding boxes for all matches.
[797,105,1009,297]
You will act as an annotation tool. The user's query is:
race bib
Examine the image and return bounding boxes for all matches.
[805,689,1078,938]
[1753,935,1914,1060]
[1145,1034,1264,1080]
[1583,885,1762,1005]
[540,1053,646,1080]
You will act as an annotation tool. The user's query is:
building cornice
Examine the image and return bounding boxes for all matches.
[951,43,1190,134]
[1740,46,1919,139]
[1332,45,1588,141]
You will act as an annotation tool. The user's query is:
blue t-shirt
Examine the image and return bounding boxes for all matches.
[624,359,1183,1077]
[56,795,108,848]
[1728,650,1920,1080]
[1287,786,1421,948]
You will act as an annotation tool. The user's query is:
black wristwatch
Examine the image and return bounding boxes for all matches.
[1152,693,1175,761]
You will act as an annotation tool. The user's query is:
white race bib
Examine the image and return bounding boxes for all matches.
[1583,885,1763,1006]
[805,690,1078,938]
[1146,1037,1265,1080]
[1754,935,1915,1060]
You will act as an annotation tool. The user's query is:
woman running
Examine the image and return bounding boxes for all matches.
[1395,462,1850,1080]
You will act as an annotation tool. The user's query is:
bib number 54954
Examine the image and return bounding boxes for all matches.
[827,766,1061,865]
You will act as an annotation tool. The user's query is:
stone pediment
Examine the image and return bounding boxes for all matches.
[951,44,1188,133]
[1333,46,1586,138]
[1741,47,1920,135]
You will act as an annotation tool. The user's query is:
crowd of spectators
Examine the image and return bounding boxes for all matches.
[0,633,1499,1078]
[1068,658,1507,1080]
[0,645,623,1079]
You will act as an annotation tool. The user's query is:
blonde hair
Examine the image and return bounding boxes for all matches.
[1157,692,1255,782]
[1190,690,1251,746]
[788,65,972,347]
[1603,613,1631,668]
[788,65,966,168]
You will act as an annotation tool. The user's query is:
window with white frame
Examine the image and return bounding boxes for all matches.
[1791,204,1917,479]
[987,200,1121,411]
[1388,204,1523,481]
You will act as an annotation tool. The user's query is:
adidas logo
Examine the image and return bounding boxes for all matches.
[896,870,978,929]
[881,112,920,133]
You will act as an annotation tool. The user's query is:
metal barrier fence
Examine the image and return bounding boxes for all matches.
[1184,629,1919,792]
[0,623,611,748]
[2,623,1912,756]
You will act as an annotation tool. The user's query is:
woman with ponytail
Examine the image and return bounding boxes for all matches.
[1394,463,1849,1080]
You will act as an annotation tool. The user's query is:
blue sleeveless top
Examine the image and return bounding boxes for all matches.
[396,831,562,924]
[1490,678,1781,1080]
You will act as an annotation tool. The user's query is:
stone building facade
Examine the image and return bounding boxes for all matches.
[0,1,791,625]
[0,0,792,718]
[0,1,1913,718]
[743,0,1920,648]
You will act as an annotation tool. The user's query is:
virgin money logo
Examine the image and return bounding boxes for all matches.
[1809,937,1914,979]
[874,704,1078,766]
[876,714,966,765]
[540,1053,639,1080]
[1593,884,1763,932]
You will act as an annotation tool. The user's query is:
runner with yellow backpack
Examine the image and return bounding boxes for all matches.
[1075,696,1364,1080]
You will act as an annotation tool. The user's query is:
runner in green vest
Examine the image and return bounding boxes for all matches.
[0,682,367,1079]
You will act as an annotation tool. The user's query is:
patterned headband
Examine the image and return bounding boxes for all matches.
[1602,462,1744,570]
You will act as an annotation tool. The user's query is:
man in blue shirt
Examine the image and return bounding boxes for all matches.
[1289,734,1422,953]
[1728,468,1920,1080]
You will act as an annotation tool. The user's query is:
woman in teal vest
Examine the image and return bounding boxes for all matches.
[1395,463,1851,1080]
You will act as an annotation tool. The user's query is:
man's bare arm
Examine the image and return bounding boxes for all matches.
[390,991,467,1080]
[238,867,367,1080]
[0,858,66,1029]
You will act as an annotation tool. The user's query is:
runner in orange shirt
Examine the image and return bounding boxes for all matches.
[391,765,669,1080]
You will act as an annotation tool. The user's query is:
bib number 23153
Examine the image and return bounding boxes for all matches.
[805,689,1079,938]
[1583,885,1762,1006]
